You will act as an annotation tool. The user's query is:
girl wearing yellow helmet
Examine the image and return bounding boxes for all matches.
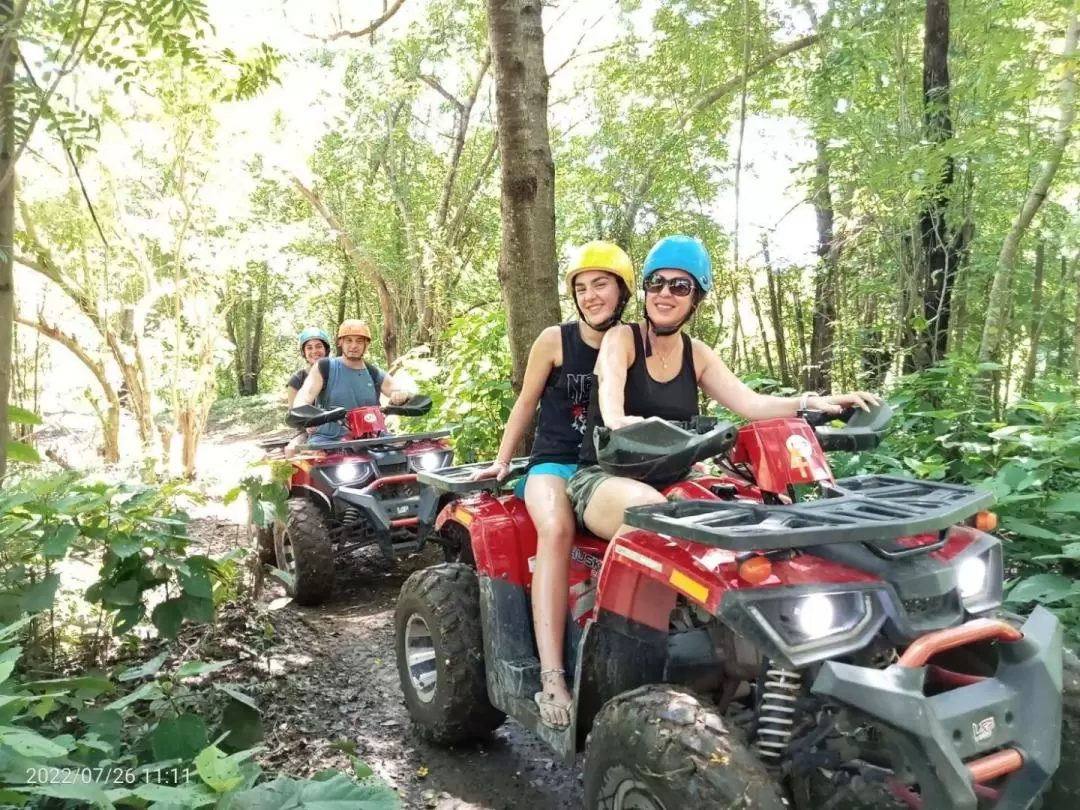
[471,240,634,728]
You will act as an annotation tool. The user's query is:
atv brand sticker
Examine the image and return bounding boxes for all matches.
[614,544,663,572]
[785,434,813,475]
[571,547,603,573]
[364,413,377,423]
[972,716,996,744]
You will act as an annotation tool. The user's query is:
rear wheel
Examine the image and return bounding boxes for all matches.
[274,498,334,606]
[394,563,504,744]
[583,685,789,810]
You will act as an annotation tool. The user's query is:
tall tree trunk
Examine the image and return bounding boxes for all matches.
[762,238,791,386]
[0,0,14,482]
[1056,257,1075,375]
[487,0,560,403]
[746,274,775,378]
[791,279,809,380]
[914,0,958,371]
[1074,261,1080,382]
[981,3,1079,364]
[1021,240,1047,397]
[808,140,837,392]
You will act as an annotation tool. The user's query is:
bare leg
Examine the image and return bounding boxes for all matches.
[581,475,666,541]
[523,474,576,727]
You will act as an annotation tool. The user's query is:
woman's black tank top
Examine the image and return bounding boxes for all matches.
[528,322,599,467]
[578,323,698,466]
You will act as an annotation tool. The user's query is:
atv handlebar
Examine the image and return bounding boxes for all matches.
[383,394,433,417]
[594,417,739,487]
[800,401,893,453]
[285,404,348,429]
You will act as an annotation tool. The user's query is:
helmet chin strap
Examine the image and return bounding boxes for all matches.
[576,285,630,333]
[643,299,700,356]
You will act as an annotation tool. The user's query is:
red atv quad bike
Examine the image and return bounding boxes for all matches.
[255,395,456,605]
[394,404,1062,810]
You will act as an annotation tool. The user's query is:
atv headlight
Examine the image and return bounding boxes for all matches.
[721,586,889,669]
[951,531,1003,615]
[331,461,373,485]
[409,450,452,472]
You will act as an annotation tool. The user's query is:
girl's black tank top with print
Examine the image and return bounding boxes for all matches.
[528,322,599,467]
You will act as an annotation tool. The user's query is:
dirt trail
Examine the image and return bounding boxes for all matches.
[192,517,583,810]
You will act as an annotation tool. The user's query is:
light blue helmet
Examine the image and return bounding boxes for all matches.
[297,327,330,355]
[642,235,712,293]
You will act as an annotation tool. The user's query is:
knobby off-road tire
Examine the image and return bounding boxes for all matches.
[394,563,505,744]
[584,685,790,810]
[274,498,334,606]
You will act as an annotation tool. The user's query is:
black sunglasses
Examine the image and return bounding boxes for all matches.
[643,275,696,297]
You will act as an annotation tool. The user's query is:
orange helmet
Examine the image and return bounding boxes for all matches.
[337,319,371,341]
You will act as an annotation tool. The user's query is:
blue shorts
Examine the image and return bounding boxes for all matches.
[513,462,577,498]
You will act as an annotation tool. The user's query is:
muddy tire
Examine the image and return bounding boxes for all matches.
[256,526,275,566]
[394,563,504,744]
[583,685,789,810]
[274,498,334,606]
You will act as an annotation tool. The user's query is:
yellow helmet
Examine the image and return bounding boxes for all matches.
[564,241,634,292]
[337,319,371,340]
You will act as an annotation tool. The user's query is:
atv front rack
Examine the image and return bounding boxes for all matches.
[417,458,530,493]
[622,474,994,551]
[304,428,454,453]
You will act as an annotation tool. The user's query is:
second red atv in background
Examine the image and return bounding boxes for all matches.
[256,395,456,605]
[394,404,1062,810]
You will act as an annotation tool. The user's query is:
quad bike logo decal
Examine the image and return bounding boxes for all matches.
[785,434,813,476]
[364,413,378,423]
[570,546,603,573]
[972,716,996,744]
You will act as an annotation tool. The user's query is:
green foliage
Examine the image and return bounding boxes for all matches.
[0,472,399,809]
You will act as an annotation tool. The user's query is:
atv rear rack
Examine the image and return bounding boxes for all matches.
[417,458,531,493]
[622,474,995,551]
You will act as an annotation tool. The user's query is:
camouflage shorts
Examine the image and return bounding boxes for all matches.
[565,465,709,529]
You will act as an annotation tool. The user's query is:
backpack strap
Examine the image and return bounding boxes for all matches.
[316,357,332,408]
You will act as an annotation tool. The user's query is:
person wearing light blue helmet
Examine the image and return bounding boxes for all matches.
[286,327,331,408]
[565,234,881,541]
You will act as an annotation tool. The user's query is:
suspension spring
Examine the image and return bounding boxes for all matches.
[754,667,802,761]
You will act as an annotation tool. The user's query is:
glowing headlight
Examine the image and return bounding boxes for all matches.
[794,594,837,640]
[332,462,373,484]
[409,451,451,472]
[957,556,988,600]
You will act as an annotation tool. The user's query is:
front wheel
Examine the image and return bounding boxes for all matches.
[394,564,505,744]
[273,498,334,606]
[583,685,789,810]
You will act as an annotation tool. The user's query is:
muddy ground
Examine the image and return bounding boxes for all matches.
[188,514,584,810]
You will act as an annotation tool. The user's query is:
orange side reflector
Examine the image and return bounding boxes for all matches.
[975,511,998,532]
[737,555,773,585]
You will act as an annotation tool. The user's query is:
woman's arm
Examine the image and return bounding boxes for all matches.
[693,339,879,418]
[595,324,638,427]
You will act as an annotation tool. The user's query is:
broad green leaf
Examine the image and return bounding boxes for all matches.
[1000,519,1058,542]
[7,406,42,426]
[194,745,244,793]
[225,773,401,810]
[41,524,78,557]
[0,724,71,757]
[7,441,41,464]
[179,566,213,600]
[26,675,113,698]
[220,700,263,751]
[0,615,35,641]
[0,646,21,684]
[1006,573,1075,605]
[1046,493,1080,514]
[176,659,234,679]
[103,681,162,711]
[132,781,216,807]
[118,651,168,681]
[14,783,115,809]
[20,574,60,613]
[180,594,214,624]
[215,683,259,711]
[0,788,29,805]
[152,714,209,762]
[113,604,145,635]
[152,599,185,638]
[101,578,140,607]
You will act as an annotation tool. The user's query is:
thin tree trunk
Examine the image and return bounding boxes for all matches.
[746,273,775,378]
[1021,240,1047,397]
[762,237,791,386]
[981,3,1079,364]
[915,0,958,371]
[728,277,742,369]
[807,138,837,392]
[791,279,809,380]
[1056,256,1075,375]
[1073,261,1080,382]
[0,0,14,482]
[487,0,560,404]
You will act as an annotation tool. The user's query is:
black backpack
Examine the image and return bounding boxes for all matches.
[315,357,381,408]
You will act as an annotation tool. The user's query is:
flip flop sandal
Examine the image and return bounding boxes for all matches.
[534,690,572,728]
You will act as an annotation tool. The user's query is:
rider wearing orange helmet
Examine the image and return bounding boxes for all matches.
[293,319,413,446]
[472,240,635,728]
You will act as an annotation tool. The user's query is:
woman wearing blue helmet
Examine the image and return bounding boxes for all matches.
[565,234,880,541]
[286,327,331,408]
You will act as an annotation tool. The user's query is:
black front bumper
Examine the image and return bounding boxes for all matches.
[811,606,1062,810]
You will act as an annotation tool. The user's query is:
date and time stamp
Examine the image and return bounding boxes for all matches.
[24,766,194,786]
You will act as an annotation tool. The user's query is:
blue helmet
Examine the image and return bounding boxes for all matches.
[642,235,712,293]
[297,327,330,355]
